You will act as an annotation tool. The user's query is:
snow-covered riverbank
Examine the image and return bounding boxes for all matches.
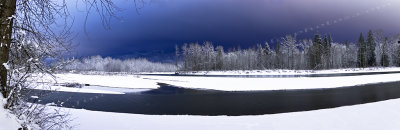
[64,98,400,130]
[30,67,400,93]
[148,67,400,75]
[14,67,400,130]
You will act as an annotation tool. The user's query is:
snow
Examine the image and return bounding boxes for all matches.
[31,67,400,92]
[63,98,400,130]
[174,67,400,76]
[22,67,400,129]
[52,73,158,89]
[140,67,400,91]
[2,62,9,70]
[0,94,21,130]
[29,73,132,94]
[142,72,400,91]
[33,85,125,94]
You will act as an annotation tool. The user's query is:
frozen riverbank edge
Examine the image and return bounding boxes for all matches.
[30,67,400,93]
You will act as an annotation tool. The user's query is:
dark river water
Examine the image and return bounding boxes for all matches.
[23,81,400,116]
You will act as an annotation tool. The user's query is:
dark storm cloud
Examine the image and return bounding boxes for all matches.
[70,0,400,61]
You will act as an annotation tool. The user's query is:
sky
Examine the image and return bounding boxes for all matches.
[68,0,400,62]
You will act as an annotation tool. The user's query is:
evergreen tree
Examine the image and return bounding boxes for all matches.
[366,30,376,67]
[264,42,271,55]
[264,42,271,69]
[314,34,323,69]
[322,35,330,69]
[398,41,400,67]
[276,42,281,55]
[381,37,389,67]
[323,35,328,49]
[308,34,323,69]
[276,42,281,68]
[357,33,366,68]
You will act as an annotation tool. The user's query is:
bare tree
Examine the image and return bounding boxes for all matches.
[175,44,179,68]
[0,0,145,129]
[0,0,17,99]
[281,35,297,69]
[0,1,75,129]
[1,0,73,106]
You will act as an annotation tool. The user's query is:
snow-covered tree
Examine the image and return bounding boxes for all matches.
[216,46,224,70]
[357,33,367,68]
[397,40,400,66]
[275,42,282,69]
[175,44,179,68]
[366,30,376,67]
[62,56,177,72]
[263,42,272,69]
[374,30,385,66]
[281,35,297,69]
[256,44,264,69]
[381,37,389,67]
[308,34,323,69]
[179,30,398,71]
[0,0,117,128]
[343,40,357,68]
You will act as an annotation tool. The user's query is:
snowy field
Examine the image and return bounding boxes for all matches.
[64,98,400,130]
[30,67,400,92]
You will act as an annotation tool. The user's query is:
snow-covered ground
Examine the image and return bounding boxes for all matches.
[30,67,400,92]
[42,73,157,89]
[0,94,22,130]
[29,73,151,94]
[13,67,400,130]
[33,85,125,94]
[141,72,400,91]
[158,67,400,75]
[63,98,400,130]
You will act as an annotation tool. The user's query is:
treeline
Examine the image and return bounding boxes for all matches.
[60,55,177,72]
[179,30,400,71]
[61,30,400,73]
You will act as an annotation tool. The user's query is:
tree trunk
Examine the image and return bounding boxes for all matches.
[0,0,17,98]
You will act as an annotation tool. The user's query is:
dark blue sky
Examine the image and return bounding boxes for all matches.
[69,0,400,62]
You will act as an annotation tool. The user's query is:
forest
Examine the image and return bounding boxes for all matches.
[63,30,400,72]
[180,30,400,71]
